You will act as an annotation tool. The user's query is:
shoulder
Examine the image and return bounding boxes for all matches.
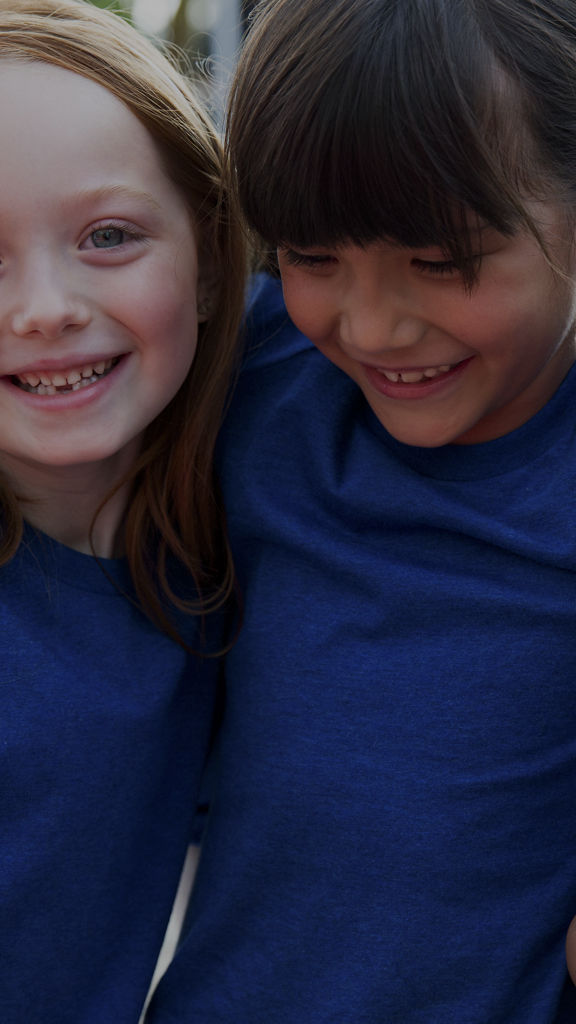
[219,273,367,486]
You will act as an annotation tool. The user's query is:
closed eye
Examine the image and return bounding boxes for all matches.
[412,255,482,277]
[280,248,336,269]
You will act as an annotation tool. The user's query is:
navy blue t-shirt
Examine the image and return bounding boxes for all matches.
[1,527,219,1023]
[149,274,576,1023]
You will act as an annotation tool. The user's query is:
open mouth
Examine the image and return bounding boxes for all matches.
[364,357,473,401]
[375,363,454,384]
[11,356,121,395]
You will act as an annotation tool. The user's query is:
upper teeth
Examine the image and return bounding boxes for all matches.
[15,359,115,393]
[378,364,452,383]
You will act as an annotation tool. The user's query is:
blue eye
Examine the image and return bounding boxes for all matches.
[91,226,126,248]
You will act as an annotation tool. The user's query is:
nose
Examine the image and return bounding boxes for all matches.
[10,255,91,340]
[339,285,427,358]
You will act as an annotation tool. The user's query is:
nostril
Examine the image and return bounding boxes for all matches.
[11,303,90,339]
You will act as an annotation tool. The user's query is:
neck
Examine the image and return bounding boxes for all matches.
[0,450,138,558]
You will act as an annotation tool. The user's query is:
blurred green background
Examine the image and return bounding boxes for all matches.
[85,0,258,117]
[87,0,252,58]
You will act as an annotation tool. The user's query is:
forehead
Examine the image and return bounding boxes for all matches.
[0,59,169,196]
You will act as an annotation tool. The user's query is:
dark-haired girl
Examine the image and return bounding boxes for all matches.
[149,1,576,1021]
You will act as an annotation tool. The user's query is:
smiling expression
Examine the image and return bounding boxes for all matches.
[278,208,576,447]
[0,60,202,481]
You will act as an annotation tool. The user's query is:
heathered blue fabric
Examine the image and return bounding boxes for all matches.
[149,274,576,1023]
[1,527,218,1024]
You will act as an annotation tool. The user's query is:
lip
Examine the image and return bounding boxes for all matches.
[362,357,473,400]
[1,353,129,410]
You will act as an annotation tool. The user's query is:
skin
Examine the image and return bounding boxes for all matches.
[568,917,576,985]
[277,206,576,448]
[0,61,207,556]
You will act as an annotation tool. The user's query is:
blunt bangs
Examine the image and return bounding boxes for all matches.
[228,0,558,282]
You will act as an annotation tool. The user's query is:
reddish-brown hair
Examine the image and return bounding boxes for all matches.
[0,0,247,650]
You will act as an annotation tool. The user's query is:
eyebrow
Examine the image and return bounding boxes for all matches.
[67,185,163,213]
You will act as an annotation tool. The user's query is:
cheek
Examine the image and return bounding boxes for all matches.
[137,278,200,392]
[143,265,198,322]
[281,276,334,339]
[161,312,199,380]
[132,237,199,326]
[449,295,535,356]
[147,329,198,410]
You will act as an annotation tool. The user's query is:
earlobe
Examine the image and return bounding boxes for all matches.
[196,247,220,323]
[197,294,213,322]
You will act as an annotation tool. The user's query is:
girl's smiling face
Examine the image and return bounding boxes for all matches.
[277,208,576,447]
[0,60,204,481]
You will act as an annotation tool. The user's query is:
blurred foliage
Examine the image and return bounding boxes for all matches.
[88,0,132,20]
[83,0,211,52]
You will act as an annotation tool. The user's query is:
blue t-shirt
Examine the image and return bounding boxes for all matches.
[149,274,576,1023]
[1,526,219,1024]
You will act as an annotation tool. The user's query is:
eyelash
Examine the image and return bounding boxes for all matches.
[412,258,459,276]
[282,249,480,277]
[281,249,334,268]
[85,221,145,250]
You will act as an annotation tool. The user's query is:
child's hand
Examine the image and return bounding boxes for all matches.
[567,917,576,983]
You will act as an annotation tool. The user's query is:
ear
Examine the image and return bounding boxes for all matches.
[196,246,220,323]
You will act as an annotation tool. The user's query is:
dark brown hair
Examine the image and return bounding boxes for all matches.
[228,0,576,283]
[0,0,248,650]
